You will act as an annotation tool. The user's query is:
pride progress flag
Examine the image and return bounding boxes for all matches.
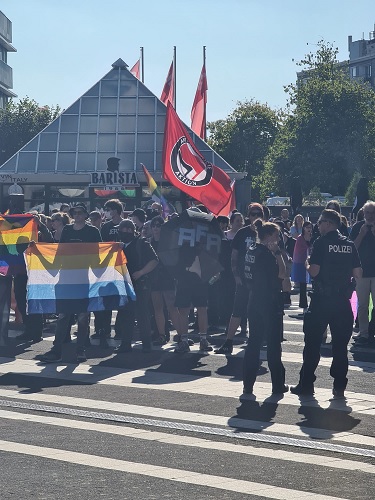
[25,243,136,314]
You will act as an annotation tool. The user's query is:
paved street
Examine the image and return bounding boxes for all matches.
[0,300,375,499]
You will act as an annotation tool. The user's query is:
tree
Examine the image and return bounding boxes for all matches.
[0,97,60,165]
[207,100,282,199]
[261,41,375,201]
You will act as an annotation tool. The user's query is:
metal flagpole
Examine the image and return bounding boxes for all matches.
[140,47,144,83]
[173,46,176,109]
[203,45,207,141]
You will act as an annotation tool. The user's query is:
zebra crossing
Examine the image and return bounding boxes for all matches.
[0,300,375,499]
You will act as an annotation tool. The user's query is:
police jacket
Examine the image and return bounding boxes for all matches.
[310,230,361,296]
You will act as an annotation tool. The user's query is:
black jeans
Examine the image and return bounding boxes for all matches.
[14,274,44,339]
[243,297,285,392]
[298,294,353,390]
[116,283,151,348]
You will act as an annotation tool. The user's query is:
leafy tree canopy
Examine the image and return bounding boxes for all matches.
[0,97,60,166]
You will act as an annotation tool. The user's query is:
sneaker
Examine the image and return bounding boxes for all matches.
[199,338,213,352]
[40,351,62,363]
[272,384,289,395]
[76,349,87,363]
[290,384,314,396]
[214,340,233,355]
[332,388,345,399]
[174,340,190,353]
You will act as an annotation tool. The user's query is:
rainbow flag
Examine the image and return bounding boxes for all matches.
[142,163,170,217]
[24,242,136,314]
[0,214,38,276]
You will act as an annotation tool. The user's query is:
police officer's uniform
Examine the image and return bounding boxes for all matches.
[292,230,361,395]
[242,243,286,394]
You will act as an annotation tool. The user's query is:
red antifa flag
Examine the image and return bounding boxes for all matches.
[163,102,232,215]
[130,60,140,79]
[160,61,175,106]
[191,64,208,139]
[216,180,236,217]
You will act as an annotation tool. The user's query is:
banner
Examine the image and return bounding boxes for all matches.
[0,214,38,276]
[24,243,136,314]
[162,102,232,215]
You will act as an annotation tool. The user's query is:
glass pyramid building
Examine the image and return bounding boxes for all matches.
[0,58,239,180]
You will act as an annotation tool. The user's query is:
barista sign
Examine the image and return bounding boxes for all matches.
[90,157,139,190]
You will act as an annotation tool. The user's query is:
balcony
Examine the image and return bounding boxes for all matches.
[0,11,12,43]
[0,59,12,89]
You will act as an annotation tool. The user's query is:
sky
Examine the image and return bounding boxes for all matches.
[2,0,375,124]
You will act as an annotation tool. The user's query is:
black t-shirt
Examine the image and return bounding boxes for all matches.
[231,226,257,279]
[123,236,158,276]
[350,221,375,277]
[244,243,281,305]
[101,220,120,242]
[60,223,102,243]
[310,230,361,289]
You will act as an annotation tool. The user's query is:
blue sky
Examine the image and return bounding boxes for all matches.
[2,1,375,124]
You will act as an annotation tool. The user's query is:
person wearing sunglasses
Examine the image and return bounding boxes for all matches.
[215,203,263,354]
[291,209,362,399]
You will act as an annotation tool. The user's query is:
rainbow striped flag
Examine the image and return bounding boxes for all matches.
[24,243,136,314]
[0,214,38,276]
[142,163,170,217]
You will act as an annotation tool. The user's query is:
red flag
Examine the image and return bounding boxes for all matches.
[163,102,231,215]
[191,64,208,139]
[130,60,140,79]
[216,180,236,216]
[160,61,175,106]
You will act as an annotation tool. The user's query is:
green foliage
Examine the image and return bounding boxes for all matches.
[263,41,375,200]
[345,171,362,205]
[208,100,282,199]
[0,97,60,165]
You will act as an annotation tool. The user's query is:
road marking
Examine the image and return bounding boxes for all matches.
[0,408,373,473]
[0,439,346,499]
[0,394,374,451]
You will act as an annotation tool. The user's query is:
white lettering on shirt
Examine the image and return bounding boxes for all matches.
[328,244,352,253]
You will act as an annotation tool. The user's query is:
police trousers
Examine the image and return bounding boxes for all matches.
[243,298,285,392]
[299,294,353,390]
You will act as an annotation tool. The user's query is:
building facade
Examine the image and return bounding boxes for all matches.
[348,28,375,89]
[0,59,245,213]
[0,10,16,109]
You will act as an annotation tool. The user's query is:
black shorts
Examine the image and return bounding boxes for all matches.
[231,283,249,318]
[175,271,208,308]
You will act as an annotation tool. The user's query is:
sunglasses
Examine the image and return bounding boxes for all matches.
[249,212,262,217]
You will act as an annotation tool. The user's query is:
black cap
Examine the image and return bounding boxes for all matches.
[69,203,89,218]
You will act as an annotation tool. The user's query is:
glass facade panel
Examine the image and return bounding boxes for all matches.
[156,100,166,114]
[85,83,99,97]
[120,69,134,81]
[137,133,154,150]
[100,80,118,96]
[137,115,155,132]
[80,115,98,133]
[76,152,96,171]
[118,115,136,133]
[117,134,135,151]
[156,133,164,151]
[22,137,39,152]
[138,85,154,97]
[98,134,116,151]
[0,154,16,171]
[37,152,57,171]
[81,97,99,114]
[119,81,137,96]
[17,152,37,172]
[99,116,117,133]
[103,69,119,80]
[78,134,97,151]
[136,151,154,168]
[100,97,118,114]
[39,133,58,151]
[64,101,80,114]
[45,118,59,133]
[119,97,136,114]
[138,97,156,114]
[155,151,162,169]
[56,152,76,172]
[59,134,77,151]
[156,115,165,133]
[60,115,79,132]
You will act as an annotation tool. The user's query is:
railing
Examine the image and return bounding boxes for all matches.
[0,11,12,43]
[0,59,12,88]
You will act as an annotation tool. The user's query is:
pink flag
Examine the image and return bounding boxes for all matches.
[130,60,140,79]
[160,61,175,106]
[191,64,208,140]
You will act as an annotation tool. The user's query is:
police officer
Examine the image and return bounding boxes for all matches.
[291,209,362,398]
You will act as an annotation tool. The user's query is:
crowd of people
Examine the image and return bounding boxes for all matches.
[1,196,374,400]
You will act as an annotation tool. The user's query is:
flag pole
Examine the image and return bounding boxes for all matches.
[203,45,207,141]
[173,46,176,109]
[140,46,144,83]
